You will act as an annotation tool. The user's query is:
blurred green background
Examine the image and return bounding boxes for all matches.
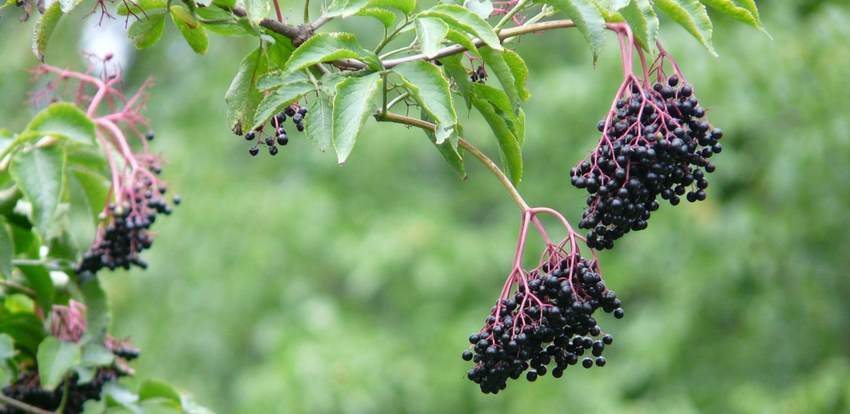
[2,1,850,412]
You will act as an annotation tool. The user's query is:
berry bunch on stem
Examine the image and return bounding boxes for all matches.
[32,59,178,276]
[571,25,724,249]
[240,104,308,157]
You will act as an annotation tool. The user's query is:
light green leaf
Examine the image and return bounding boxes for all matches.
[441,54,475,110]
[32,1,63,61]
[480,48,521,109]
[0,218,12,278]
[71,168,110,224]
[10,146,65,236]
[0,334,14,360]
[357,7,396,27]
[37,336,81,391]
[420,4,502,51]
[421,110,465,179]
[445,29,479,57]
[332,73,383,163]
[80,277,110,342]
[394,61,458,143]
[225,48,267,134]
[251,81,314,130]
[244,0,271,21]
[81,343,114,366]
[58,0,83,13]
[171,5,209,54]
[700,0,766,32]
[463,0,493,19]
[620,0,659,52]
[26,102,96,145]
[369,0,416,15]
[18,264,54,312]
[117,0,165,15]
[128,12,167,49]
[416,17,449,58]
[139,379,182,403]
[257,71,310,91]
[305,93,333,152]
[471,84,522,183]
[283,33,381,75]
[655,0,716,55]
[545,0,607,60]
[502,49,530,102]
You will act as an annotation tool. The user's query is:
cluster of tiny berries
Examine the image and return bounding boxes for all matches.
[571,75,723,249]
[469,65,488,83]
[1,368,122,414]
[463,257,623,393]
[238,105,308,157]
[76,147,179,276]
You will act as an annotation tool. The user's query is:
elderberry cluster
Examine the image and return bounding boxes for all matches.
[464,257,623,393]
[239,105,308,157]
[76,186,179,275]
[1,368,122,414]
[571,75,723,249]
[470,65,487,83]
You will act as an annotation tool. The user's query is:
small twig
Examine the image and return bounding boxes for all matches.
[0,279,36,297]
[0,394,53,414]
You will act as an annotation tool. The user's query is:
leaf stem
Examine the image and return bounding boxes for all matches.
[56,374,71,414]
[375,112,529,210]
[0,394,53,414]
[373,17,410,55]
[303,0,310,22]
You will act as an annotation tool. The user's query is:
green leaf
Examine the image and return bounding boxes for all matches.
[441,54,475,110]
[370,0,415,15]
[0,218,12,278]
[10,146,65,236]
[0,334,14,360]
[445,29,479,57]
[128,12,167,49]
[326,0,415,17]
[620,0,659,52]
[463,0,493,19]
[18,264,55,312]
[117,0,166,15]
[700,0,765,32]
[420,4,502,51]
[139,379,182,403]
[32,1,63,61]
[416,17,449,58]
[58,0,83,13]
[225,48,267,135]
[421,110,465,179]
[81,343,114,367]
[357,7,396,28]
[171,5,209,54]
[305,93,333,152]
[71,168,110,224]
[545,0,606,60]
[471,84,522,183]
[480,48,521,109]
[332,73,383,163]
[0,312,43,357]
[80,277,110,342]
[25,102,96,145]
[393,61,458,144]
[251,82,314,130]
[502,49,530,102]
[283,33,381,76]
[655,0,715,55]
[37,336,81,391]
[244,0,271,22]
[212,0,235,8]
[257,71,310,91]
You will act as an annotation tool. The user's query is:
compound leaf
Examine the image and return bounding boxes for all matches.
[332,73,382,163]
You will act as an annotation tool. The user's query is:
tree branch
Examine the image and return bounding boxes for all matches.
[375,112,529,210]
[0,394,53,414]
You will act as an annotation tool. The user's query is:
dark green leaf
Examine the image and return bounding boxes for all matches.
[394,61,458,144]
[441,54,475,110]
[332,73,383,163]
[32,1,63,61]
[421,110,465,179]
[620,0,659,52]
[0,312,44,357]
[0,217,12,278]
[655,0,715,55]
[25,102,96,145]
[480,48,521,109]
[18,264,55,312]
[80,277,110,343]
[10,146,65,236]
[283,33,381,76]
[700,0,766,33]
[416,17,449,58]
[252,82,314,130]
[305,93,333,152]
[37,336,81,391]
[420,4,502,52]
[358,7,396,27]
[225,47,267,134]
[171,5,209,54]
[545,0,607,60]
[257,71,310,91]
[129,12,167,49]
[471,84,522,183]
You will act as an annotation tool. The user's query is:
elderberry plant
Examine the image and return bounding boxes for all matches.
[1,0,768,404]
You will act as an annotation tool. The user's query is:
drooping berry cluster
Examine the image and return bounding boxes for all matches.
[0,369,124,414]
[463,216,623,394]
[76,160,179,275]
[469,65,488,83]
[571,63,723,250]
[239,104,308,157]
